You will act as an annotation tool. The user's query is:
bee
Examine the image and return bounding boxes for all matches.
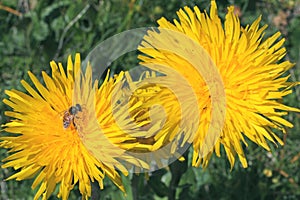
[62,104,83,129]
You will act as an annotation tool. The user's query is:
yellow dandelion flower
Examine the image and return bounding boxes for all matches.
[138,0,299,168]
[0,53,146,199]
[122,71,180,150]
[119,70,193,171]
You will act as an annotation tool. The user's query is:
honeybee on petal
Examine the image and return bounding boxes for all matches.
[62,111,74,129]
[61,104,83,129]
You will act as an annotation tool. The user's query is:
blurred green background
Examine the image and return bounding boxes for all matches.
[0,0,300,199]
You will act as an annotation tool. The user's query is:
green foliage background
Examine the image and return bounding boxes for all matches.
[0,0,300,199]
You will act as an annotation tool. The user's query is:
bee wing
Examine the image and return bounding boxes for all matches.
[57,110,72,129]
[63,120,71,129]
[57,110,69,118]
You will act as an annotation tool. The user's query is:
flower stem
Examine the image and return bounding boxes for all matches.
[131,173,140,200]
[91,181,101,200]
[168,150,189,200]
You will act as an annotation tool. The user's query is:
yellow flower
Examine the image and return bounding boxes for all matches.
[119,70,189,171]
[0,54,145,199]
[138,0,299,168]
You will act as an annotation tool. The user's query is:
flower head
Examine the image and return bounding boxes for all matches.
[138,0,299,168]
[0,54,146,199]
[119,70,191,171]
